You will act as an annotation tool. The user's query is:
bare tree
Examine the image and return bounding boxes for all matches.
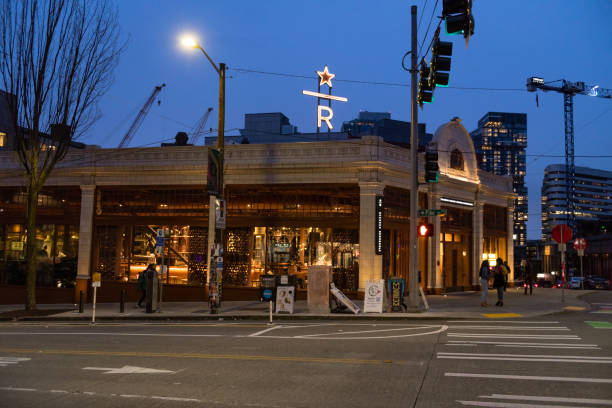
[0,0,124,310]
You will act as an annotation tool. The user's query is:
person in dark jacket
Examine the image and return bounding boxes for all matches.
[479,260,490,307]
[493,258,507,307]
[137,264,154,308]
[523,259,535,295]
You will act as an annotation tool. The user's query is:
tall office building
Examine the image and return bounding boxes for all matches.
[470,112,527,246]
[541,164,612,240]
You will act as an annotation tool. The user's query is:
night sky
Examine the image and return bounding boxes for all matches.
[85,0,612,240]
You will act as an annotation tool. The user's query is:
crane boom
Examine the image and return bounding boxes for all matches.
[118,83,166,148]
[189,107,214,145]
[527,76,611,236]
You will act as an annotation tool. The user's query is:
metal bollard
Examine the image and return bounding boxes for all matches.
[78,290,84,313]
[120,289,125,313]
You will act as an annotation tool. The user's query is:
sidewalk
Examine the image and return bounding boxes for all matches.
[0,287,593,322]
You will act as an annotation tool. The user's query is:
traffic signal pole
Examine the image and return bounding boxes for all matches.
[409,5,419,309]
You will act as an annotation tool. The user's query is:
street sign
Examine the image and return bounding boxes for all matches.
[215,198,226,230]
[552,224,572,244]
[91,272,101,287]
[155,236,164,247]
[573,238,587,251]
[418,209,447,217]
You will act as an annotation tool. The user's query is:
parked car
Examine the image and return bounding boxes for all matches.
[553,280,564,288]
[569,276,585,289]
[585,276,610,290]
[535,279,553,288]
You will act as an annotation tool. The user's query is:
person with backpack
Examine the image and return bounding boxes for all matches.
[493,258,508,307]
[479,259,490,307]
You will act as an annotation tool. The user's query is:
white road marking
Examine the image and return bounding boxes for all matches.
[0,386,37,392]
[0,357,31,367]
[449,333,580,339]
[299,326,434,337]
[439,352,612,364]
[50,390,69,393]
[83,365,175,374]
[447,340,598,347]
[445,372,612,383]
[482,394,612,405]
[152,396,201,402]
[242,324,448,340]
[248,326,282,337]
[448,321,559,324]
[447,326,569,330]
[457,400,583,407]
[439,352,612,360]
[496,344,599,350]
[0,332,222,337]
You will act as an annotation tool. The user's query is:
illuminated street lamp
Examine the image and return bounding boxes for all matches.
[180,35,226,313]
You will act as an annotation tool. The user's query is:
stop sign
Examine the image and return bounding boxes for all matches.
[573,238,587,251]
[552,224,572,244]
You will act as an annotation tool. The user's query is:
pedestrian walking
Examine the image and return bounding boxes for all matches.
[137,264,153,308]
[523,259,535,295]
[493,258,508,307]
[479,260,490,307]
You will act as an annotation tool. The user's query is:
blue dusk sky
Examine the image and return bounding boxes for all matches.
[85,0,612,240]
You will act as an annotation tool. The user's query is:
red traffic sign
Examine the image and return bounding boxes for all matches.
[552,224,572,244]
[573,238,587,251]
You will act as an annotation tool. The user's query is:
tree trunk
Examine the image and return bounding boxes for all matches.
[25,185,39,311]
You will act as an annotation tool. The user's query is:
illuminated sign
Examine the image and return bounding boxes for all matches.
[302,65,348,131]
[440,197,474,207]
[375,196,383,255]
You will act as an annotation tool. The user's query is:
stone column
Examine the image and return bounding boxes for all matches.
[75,185,96,302]
[358,182,384,291]
[429,188,442,292]
[507,201,515,281]
[472,200,484,287]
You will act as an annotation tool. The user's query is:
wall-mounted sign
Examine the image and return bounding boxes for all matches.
[302,65,348,132]
[375,196,383,255]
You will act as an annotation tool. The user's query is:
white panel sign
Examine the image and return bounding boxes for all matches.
[364,280,384,313]
[275,286,295,314]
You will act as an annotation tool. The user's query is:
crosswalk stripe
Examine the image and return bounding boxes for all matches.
[447,340,598,347]
[438,352,612,360]
[448,321,559,324]
[449,334,580,339]
[457,400,583,407]
[445,372,612,383]
[483,394,612,405]
[447,326,569,330]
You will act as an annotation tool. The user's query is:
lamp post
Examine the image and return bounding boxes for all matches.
[181,36,225,313]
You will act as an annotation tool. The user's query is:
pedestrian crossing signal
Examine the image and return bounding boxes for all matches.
[418,223,434,237]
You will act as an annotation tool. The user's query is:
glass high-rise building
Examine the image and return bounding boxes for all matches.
[470,112,527,246]
[542,164,612,240]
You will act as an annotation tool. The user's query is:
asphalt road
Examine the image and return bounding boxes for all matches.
[0,291,611,408]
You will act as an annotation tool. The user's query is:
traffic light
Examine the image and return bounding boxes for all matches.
[417,58,433,106]
[429,35,452,88]
[418,223,434,237]
[425,148,439,183]
[442,0,474,39]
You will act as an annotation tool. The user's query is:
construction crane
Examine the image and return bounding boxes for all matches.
[117,83,166,148]
[527,77,611,234]
[189,107,213,145]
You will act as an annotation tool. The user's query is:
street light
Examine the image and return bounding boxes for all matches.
[180,35,226,313]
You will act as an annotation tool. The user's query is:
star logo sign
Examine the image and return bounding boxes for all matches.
[317,65,335,88]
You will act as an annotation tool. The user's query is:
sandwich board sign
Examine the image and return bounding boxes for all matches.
[330,282,360,314]
[364,280,384,313]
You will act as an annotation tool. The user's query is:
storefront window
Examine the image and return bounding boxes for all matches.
[247,227,358,291]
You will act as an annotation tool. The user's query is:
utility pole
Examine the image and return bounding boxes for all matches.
[409,5,419,309]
